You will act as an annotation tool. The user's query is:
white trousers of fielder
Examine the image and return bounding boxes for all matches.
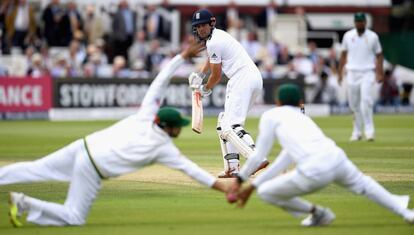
[257,150,411,219]
[346,70,376,138]
[0,140,101,225]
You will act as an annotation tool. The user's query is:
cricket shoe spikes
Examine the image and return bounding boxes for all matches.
[301,207,335,227]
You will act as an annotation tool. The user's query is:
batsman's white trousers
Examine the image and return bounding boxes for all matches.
[257,149,410,218]
[220,71,262,153]
[346,70,376,137]
[0,139,101,225]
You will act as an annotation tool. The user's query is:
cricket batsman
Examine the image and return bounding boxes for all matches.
[188,9,268,178]
[228,84,414,226]
[0,41,229,227]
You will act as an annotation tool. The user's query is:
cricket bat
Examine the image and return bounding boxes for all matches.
[191,89,203,134]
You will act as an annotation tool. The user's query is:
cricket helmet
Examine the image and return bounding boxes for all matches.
[191,9,216,41]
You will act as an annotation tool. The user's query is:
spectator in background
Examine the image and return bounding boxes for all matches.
[111,0,136,62]
[266,38,281,65]
[145,39,164,74]
[0,0,12,54]
[42,0,71,46]
[82,43,97,65]
[128,30,148,67]
[241,32,263,65]
[379,69,400,107]
[94,38,108,65]
[307,41,320,66]
[83,4,104,45]
[325,48,339,75]
[285,62,303,80]
[401,83,413,106]
[225,1,241,40]
[312,70,338,105]
[0,64,9,76]
[50,53,70,78]
[5,0,36,51]
[27,53,49,78]
[112,55,130,78]
[68,39,86,76]
[294,6,312,31]
[277,46,292,65]
[291,49,313,77]
[261,59,277,79]
[256,0,279,28]
[24,45,35,68]
[130,59,151,79]
[39,42,52,69]
[66,1,83,43]
[144,4,167,41]
[83,52,109,78]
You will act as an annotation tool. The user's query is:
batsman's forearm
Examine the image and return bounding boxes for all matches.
[206,75,221,90]
[200,59,210,74]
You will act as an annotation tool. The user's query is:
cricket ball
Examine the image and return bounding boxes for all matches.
[226,193,237,203]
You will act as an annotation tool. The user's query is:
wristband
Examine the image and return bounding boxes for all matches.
[236,175,244,184]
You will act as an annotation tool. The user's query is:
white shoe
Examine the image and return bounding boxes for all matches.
[403,209,414,224]
[365,134,375,142]
[301,207,335,227]
[349,133,362,142]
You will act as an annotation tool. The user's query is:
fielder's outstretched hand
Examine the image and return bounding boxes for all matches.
[181,37,206,59]
[236,184,255,208]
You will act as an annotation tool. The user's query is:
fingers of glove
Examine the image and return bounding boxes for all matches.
[200,85,212,97]
[188,72,203,85]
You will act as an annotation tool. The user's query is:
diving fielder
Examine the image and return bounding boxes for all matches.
[338,12,383,141]
[188,9,268,178]
[0,41,228,227]
[228,84,414,226]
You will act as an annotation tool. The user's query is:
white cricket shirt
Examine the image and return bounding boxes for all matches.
[207,28,261,78]
[239,106,345,184]
[341,28,382,71]
[85,55,216,188]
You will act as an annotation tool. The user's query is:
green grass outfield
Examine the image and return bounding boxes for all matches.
[0,115,414,235]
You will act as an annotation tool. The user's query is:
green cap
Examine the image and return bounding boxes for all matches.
[277,83,302,106]
[354,12,366,22]
[155,107,190,128]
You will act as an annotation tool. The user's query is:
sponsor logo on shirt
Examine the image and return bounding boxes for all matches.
[211,53,218,59]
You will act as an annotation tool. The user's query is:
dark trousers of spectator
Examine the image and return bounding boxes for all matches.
[12,30,28,51]
[112,35,133,63]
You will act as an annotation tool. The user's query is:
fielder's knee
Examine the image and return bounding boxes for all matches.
[347,175,373,195]
[257,186,290,207]
[65,208,87,226]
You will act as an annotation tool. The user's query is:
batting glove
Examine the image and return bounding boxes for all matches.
[199,84,212,97]
[188,72,206,90]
